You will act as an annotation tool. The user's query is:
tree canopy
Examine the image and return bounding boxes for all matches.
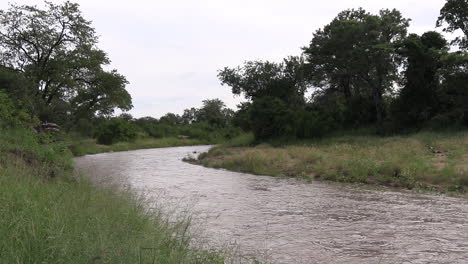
[437,0,468,49]
[0,1,132,125]
[218,56,307,108]
[303,8,410,125]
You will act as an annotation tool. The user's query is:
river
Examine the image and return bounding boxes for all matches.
[74,145,468,264]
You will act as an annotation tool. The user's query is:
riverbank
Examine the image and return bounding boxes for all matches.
[0,128,224,263]
[69,136,208,156]
[193,131,468,193]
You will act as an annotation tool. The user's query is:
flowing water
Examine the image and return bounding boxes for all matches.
[74,146,468,264]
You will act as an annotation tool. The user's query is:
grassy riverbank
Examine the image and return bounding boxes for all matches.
[69,136,208,156]
[195,131,468,193]
[0,128,224,263]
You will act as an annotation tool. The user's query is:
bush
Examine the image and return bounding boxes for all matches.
[73,118,96,137]
[250,97,296,141]
[295,110,327,139]
[0,91,14,126]
[96,119,137,145]
[0,91,38,128]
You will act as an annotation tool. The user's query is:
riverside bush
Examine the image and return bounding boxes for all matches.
[96,118,137,145]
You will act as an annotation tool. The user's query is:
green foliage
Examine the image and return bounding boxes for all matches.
[436,62,468,126]
[294,110,327,139]
[437,0,468,49]
[0,90,14,126]
[0,66,34,109]
[130,99,240,143]
[0,128,73,177]
[303,8,410,125]
[231,102,252,131]
[0,91,38,127]
[218,57,307,108]
[96,119,137,145]
[0,2,132,126]
[0,128,227,263]
[159,112,183,125]
[250,97,296,141]
[391,31,448,129]
[71,70,132,121]
[197,99,234,127]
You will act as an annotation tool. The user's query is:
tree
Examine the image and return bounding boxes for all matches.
[435,52,468,126]
[0,1,132,122]
[437,0,468,49]
[231,102,252,131]
[181,107,198,124]
[303,8,373,127]
[303,8,410,125]
[118,113,134,122]
[0,1,95,102]
[392,32,448,128]
[196,98,233,127]
[159,113,183,126]
[249,97,295,140]
[218,56,307,108]
[96,118,137,145]
[71,70,132,120]
[303,8,368,101]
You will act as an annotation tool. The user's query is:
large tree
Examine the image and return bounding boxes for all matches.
[0,1,131,122]
[71,70,132,121]
[392,31,448,127]
[437,0,468,49]
[436,51,468,126]
[303,8,410,125]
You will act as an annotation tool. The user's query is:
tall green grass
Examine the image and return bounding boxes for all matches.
[0,128,225,263]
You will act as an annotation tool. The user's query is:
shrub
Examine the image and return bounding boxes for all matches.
[250,97,296,141]
[295,110,327,139]
[96,119,137,145]
[0,91,14,126]
[0,91,38,128]
[74,118,96,137]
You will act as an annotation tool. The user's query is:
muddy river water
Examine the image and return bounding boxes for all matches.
[74,145,468,264]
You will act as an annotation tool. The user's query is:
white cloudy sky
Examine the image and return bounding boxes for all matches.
[0,0,449,118]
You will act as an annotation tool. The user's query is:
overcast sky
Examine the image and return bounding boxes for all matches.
[1,0,449,118]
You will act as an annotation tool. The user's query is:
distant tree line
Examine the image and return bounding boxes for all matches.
[1,0,467,144]
[99,99,240,145]
[219,0,468,140]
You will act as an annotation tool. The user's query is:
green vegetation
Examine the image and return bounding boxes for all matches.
[193,0,468,193]
[218,1,468,141]
[0,128,227,264]
[0,3,238,262]
[196,131,468,193]
[0,0,467,261]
